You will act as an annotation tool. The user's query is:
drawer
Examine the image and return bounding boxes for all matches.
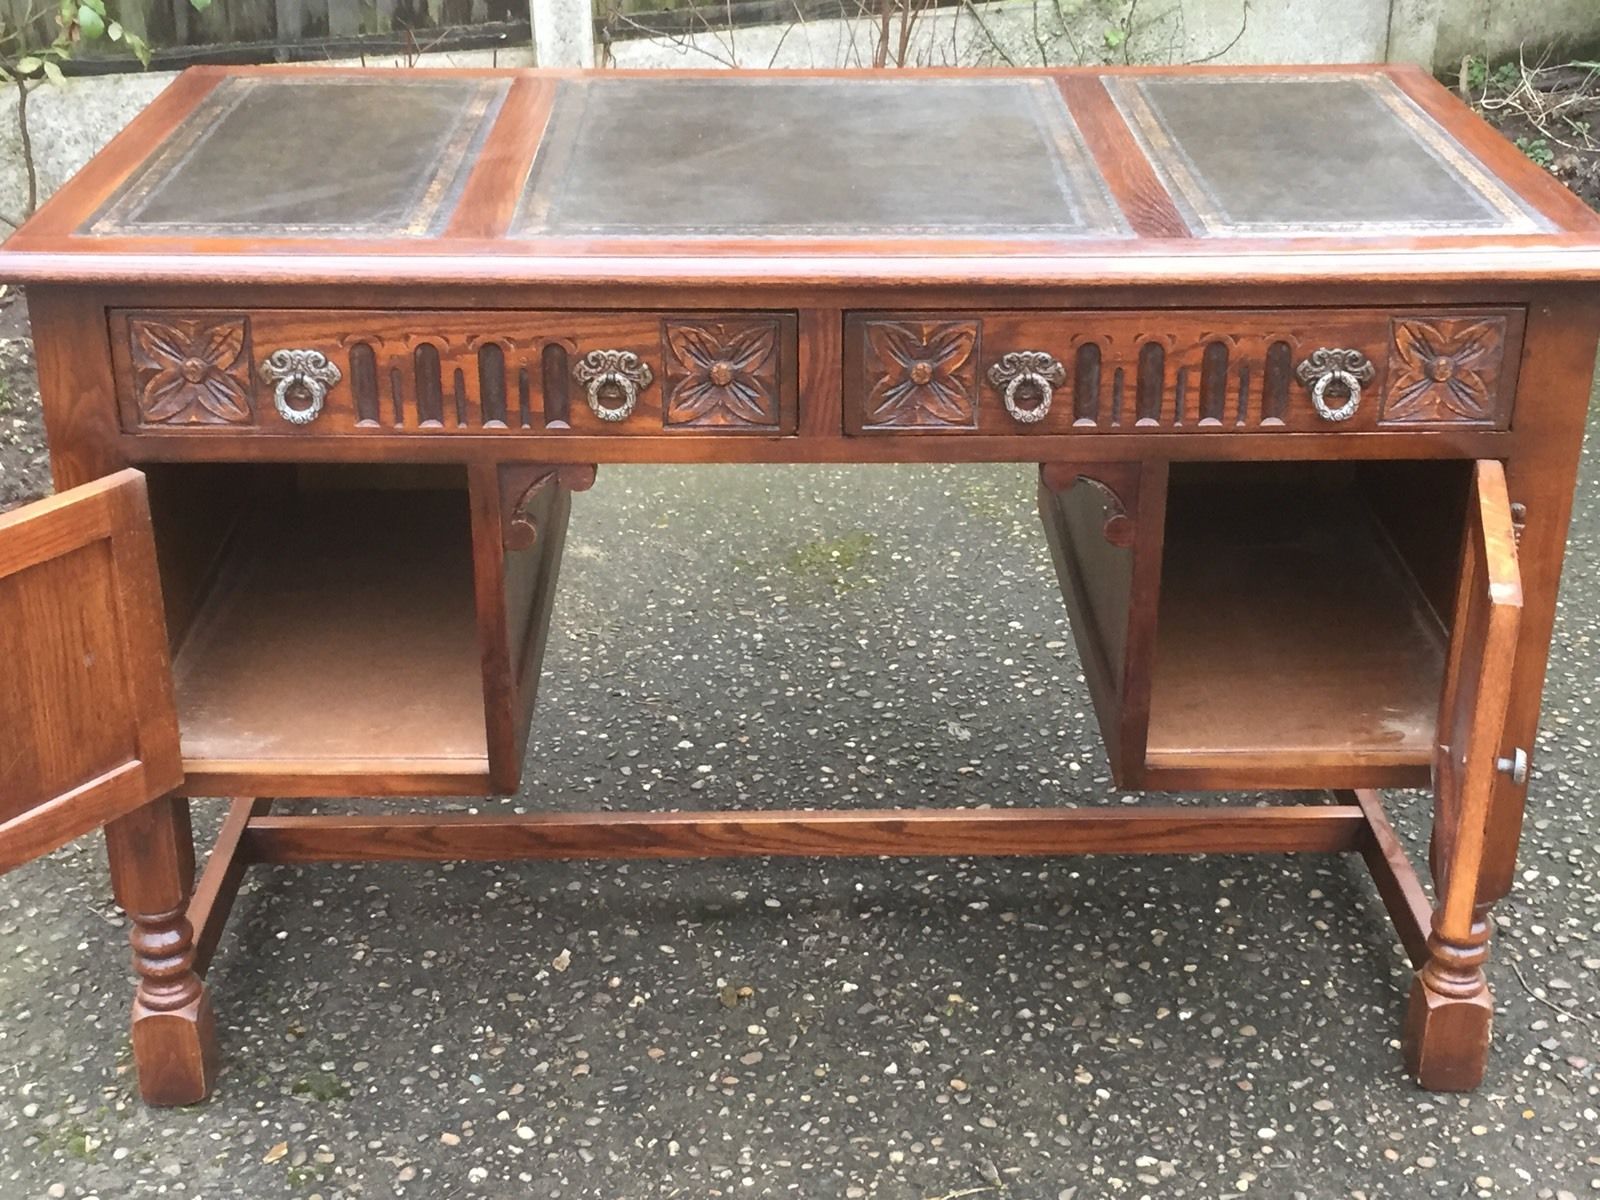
[110,309,799,436]
[844,309,1524,435]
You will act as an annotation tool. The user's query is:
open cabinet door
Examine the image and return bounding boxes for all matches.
[0,470,181,873]
[1429,460,1523,902]
[1406,458,1523,1091]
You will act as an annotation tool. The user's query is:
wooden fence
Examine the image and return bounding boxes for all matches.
[2,0,529,66]
[3,0,958,65]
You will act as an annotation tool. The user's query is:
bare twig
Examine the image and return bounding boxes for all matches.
[958,0,1013,67]
[1510,961,1597,1026]
[1474,47,1599,154]
[764,0,811,69]
[895,0,915,68]
[85,901,124,927]
[1029,0,1050,68]
[603,8,742,67]
[1183,0,1248,66]
[15,77,37,217]
[873,0,892,68]
[1049,0,1085,66]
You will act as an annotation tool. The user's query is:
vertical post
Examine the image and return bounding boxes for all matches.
[531,0,595,66]
[328,0,362,38]
[275,0,307,57]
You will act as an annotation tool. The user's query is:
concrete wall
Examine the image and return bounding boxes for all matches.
[599,0,1597,72]
[604,0,1388,71]
[1435,0,1600,71]
[1,71,175,226]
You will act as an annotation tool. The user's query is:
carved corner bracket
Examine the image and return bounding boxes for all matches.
[1038,462,1139,548]
[501,464,598,551]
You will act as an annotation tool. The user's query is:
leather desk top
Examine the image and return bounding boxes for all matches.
[3,64,1599,287]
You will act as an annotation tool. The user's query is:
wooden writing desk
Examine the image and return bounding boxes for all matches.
[2,65,1598,1103]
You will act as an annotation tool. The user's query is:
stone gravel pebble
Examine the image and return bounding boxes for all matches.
[1,361,1598,1197]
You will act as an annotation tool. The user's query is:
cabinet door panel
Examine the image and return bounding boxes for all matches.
[0,471,180,873]
[1430,459,1523,911]
[470,464,585,793]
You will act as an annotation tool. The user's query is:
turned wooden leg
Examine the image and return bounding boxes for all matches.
[1404,901,1494,1091]
[105,795,219,1105]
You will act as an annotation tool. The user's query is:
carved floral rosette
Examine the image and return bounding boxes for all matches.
[1382,317,1507,424]
[127,314,255,426]
[662,319,781,429]
[860,320,979,429]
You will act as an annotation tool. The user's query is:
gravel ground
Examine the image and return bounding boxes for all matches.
[1,367,1599,1197]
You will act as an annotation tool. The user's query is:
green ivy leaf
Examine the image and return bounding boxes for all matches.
[107,19,122,39]
[189,0,213,10]
[14,54,42,75]
[76,4,106,39]
[124,29,150,66]
[41,59,66,86]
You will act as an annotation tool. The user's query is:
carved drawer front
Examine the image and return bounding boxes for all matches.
[844,309,1523,435]
[111,310,798,436]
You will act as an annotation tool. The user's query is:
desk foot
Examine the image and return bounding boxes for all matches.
[1403,913,1494,1092]
[107,797,221,1106]
[130,977,220,1107]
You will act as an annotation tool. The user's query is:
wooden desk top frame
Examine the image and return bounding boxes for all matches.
[2,64,1598,1105]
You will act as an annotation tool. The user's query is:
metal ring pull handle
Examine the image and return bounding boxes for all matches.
[987,350,1068,425]
[1295,348,1375,423]
[259,349,342,426]
[574,349,653,423]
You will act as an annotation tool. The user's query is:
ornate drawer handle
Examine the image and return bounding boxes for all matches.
[574,349,653,422]
[1295,348,1375,423]
[259,349,341,426]
[987,350,1067,424]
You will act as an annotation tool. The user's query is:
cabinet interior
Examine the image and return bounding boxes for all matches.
[1143,460,1467,784]
[143,462,497,789]
[1048,459,1473,789]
